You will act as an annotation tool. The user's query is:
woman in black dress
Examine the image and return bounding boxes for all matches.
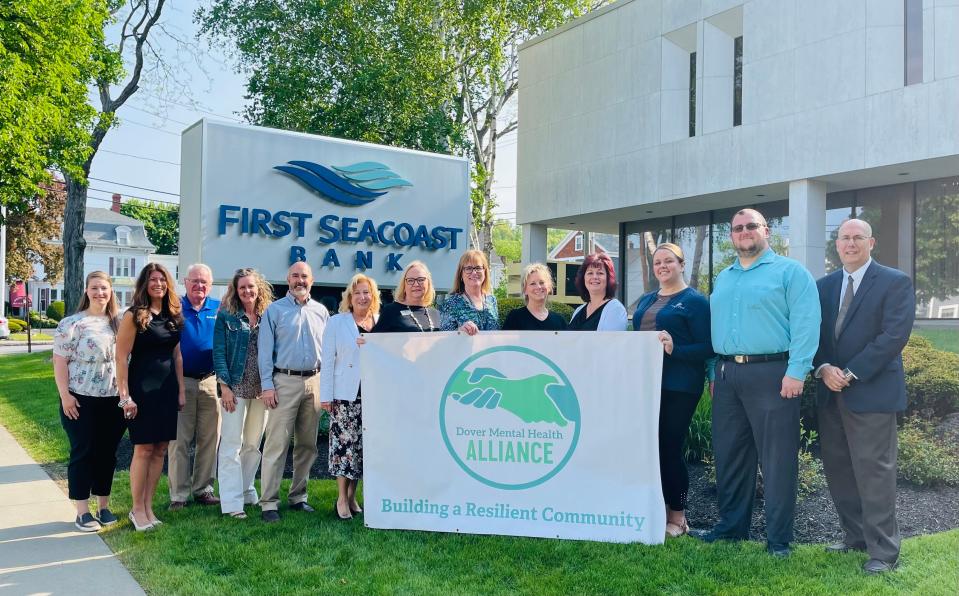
[372,260,441,333]
[503,263,566,331]
[116,263,184,531]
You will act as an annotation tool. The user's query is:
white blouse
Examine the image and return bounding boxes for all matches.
[53,313,119,397]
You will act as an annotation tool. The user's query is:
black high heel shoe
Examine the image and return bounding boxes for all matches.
[334,501,352,520]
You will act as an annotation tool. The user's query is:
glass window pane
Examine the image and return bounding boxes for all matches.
[855,183,911,270]
[825,192,856,274]
[905,0,923,85]
[624,219,672,312]
[674,212,711,294]
[915,177,959,319]
[733,36,743,126]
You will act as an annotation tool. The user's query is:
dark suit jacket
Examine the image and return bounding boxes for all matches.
[813,261,915,413]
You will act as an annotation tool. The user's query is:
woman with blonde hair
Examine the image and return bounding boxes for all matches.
[52,271,126,531]
[503,263,567,331]
[213,268,274,519]
[116,263,184,530]
[633,243,712,537]
[440,249,499,335]
[320,273,381,519]
[372,261,440,333]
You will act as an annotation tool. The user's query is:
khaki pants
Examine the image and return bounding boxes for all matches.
[168,375,220,502]
[259,372,320,511]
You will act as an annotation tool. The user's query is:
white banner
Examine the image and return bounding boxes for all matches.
[361,331,665,544]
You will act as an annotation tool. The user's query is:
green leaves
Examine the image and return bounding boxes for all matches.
[120,198,179,255]
[0,0,110,211]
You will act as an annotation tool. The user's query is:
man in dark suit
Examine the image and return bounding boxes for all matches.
[813,218,915,574]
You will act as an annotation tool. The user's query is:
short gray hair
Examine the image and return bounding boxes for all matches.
[186,263,213,280]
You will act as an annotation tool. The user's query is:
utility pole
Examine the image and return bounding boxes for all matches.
[0,206,6,308]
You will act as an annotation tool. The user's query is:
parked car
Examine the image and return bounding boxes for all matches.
[0,315,10,339]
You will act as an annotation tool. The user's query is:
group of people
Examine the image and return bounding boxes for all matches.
[52,208,912,574]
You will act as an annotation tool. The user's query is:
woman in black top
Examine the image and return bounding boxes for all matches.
[567,252,628,331]
[372,260,441,333]
[503,263,566,331]
[116,263,184,531]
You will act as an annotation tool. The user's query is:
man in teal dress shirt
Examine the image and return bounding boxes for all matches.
[695,208,820,558]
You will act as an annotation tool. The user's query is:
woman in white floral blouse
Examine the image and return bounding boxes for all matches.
[52,271,125,532]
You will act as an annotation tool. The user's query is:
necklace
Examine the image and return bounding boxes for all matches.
[353,310,372,331]
[405,305,434,332]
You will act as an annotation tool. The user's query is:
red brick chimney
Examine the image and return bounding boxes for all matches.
[111,193,122,213]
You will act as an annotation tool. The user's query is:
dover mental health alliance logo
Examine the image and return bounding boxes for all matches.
[440,346,580,490]
[274,160,412,206]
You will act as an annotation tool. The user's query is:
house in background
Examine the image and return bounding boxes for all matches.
[31,194,157,312]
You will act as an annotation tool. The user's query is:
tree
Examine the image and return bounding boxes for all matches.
[62,0,174,313]
[120,198,179,255]
[491,220,521,263]
[0,0,108,214]
[3,179,65,285]
[197,0,605,256]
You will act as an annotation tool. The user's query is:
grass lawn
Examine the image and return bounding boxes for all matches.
[6,331,54,341]
[914,328,959,354]
[1,352,957,596]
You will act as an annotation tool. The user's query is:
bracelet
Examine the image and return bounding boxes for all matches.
[118,398,132,408]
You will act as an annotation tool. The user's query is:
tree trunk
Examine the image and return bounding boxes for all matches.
[63,174,88,312]
[689,224,707,291]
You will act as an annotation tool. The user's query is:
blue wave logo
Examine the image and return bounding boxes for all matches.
[274,160,412,206]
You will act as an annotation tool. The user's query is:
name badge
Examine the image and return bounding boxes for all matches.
[400,310,413,316]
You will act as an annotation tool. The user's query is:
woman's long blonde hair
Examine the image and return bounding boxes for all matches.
[75,271,121,333]
[339,273,382,314]
[221,268,274,316]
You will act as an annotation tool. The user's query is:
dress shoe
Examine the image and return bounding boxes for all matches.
[97,508,119,526]
[128,511,154,532]
[290,502,315,513]
[863,558,897,574]
[825,541,866,554]
[75,513,102,533]
[194,492,221,506]
[168,501,187,511]
[261,510,281,523]
[350,502,363,515]
[767,543,791,558]
[665,519,689,538]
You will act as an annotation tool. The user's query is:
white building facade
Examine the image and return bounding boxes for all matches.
[518,0,959,320]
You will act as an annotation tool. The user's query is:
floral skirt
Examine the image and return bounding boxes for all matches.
[328,399,362,479]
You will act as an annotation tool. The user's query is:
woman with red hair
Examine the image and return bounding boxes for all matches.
[568,252,628,331]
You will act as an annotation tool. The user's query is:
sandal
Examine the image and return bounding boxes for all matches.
[665,519,689,538]
[226,511,247,519]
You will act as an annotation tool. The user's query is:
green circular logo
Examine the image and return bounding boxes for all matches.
[439,346,580,490]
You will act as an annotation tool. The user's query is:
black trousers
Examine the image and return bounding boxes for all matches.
[60,393,127,501]
[659,389,701,511]
[711,360,800,546]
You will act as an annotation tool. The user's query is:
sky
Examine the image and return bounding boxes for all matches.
[89,1,518,224]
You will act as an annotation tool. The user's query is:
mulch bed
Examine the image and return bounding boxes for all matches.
[684,463,959,543]
[112,439,959,544]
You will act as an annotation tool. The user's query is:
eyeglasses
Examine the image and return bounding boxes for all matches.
[731,222,765,233]
[186,279,209,286]
[837,235,871,244]
[405,277,427,286]
[463,266,484,274]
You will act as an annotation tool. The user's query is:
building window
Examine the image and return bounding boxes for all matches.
[905,0,923,85]
[565,264,580,298]
[547,262,558,295]
[116,225,131,246]
[574,234,583,252]
[114,257,132,278]
[915,177,959,319]
[733,36,743,126]
[689,52,697,137]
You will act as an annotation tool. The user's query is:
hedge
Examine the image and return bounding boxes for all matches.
[46,301,65,321]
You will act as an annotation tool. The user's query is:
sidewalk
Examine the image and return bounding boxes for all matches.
[0,424,144,595]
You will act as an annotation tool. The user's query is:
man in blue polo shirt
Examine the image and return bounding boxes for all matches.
[694,208,820,558]
[168,263,222,510]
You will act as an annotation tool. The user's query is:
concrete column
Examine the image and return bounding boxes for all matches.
[897,191,915,280]
[788,179,827,278]
[521,223,548,265]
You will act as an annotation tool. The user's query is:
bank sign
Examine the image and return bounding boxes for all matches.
[362,332,667,544]
[179,120,469,288]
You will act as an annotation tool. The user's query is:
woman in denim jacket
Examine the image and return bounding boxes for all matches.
[213,268,274,519]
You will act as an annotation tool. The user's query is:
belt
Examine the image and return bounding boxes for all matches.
[186,372,214,381]
[274,367,320,377]
[719,352,789,364]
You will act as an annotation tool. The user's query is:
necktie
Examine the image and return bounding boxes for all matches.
[834,275,854,338]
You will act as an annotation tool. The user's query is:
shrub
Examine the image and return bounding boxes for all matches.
[495,298,575,327]
[898,417,959,487]
[7,320,24,333]
[8,317,26,327]
[27,312,58,329]
[902,335,959,416]
[46,301,65,321]
[684,391,711,463]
